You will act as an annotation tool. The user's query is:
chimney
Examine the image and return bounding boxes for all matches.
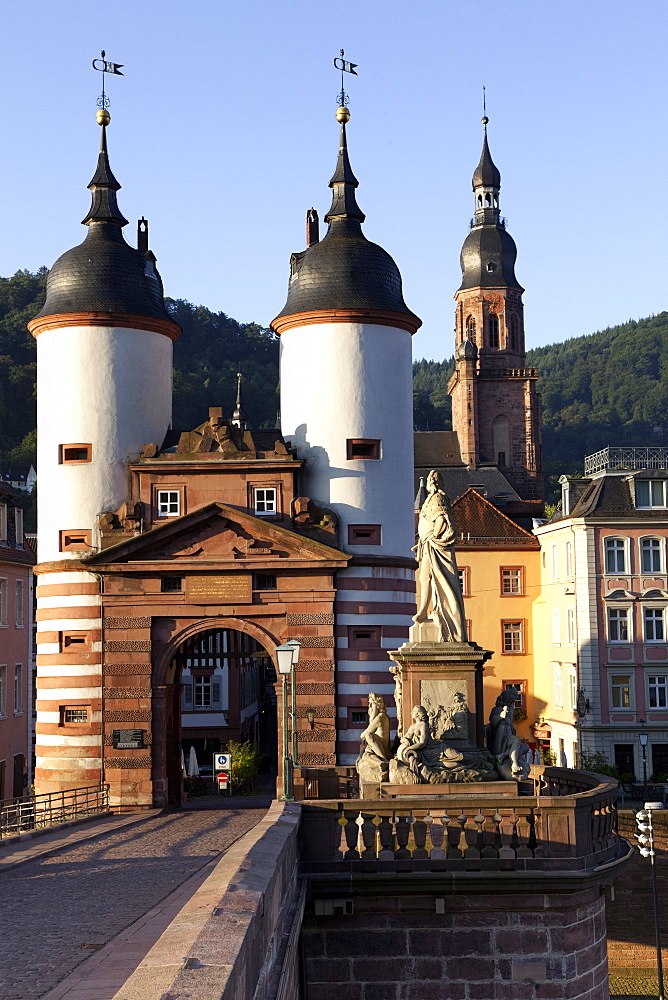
[306,208,319,247]
[137,217,149,253]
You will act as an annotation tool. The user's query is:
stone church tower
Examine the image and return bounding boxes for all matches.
[448,118,543,503]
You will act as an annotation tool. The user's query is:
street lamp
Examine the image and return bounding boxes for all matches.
[635,803,665,1000]
[275,641,301,801]
[639,721,649,801]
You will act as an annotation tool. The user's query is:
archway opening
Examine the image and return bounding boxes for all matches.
[161,626,277,807]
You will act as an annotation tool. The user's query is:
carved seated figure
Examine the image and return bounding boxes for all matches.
[356,693,391,783]
[394,706,497,784]
[486,689,532,780]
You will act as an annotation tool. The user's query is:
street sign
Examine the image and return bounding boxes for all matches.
[214,752,230,770]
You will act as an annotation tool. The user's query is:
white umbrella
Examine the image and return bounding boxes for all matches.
[188,746,199,777]
[559,749,568,768]
[180,748,187,777]
[533,748,541,766]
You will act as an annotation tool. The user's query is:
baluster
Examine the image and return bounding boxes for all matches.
[509,814,520,857]
[457,811,469,856]
[335,810,348,858]
[377,814,395,858]
[412,811,429,859]
[526,811,538,856]
[474,810,486,857]
[429,812,446,858]
[515,812,533,858]
[394,811,412,859]
[444,811,460,859]
[359,812,378,859]
[489,811,504,859]
[341,811,360,859]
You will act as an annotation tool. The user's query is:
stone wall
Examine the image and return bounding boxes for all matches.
[113,801,302,1000]
[302,886,609,1000]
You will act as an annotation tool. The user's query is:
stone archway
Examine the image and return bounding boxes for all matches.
[153,619,280,808]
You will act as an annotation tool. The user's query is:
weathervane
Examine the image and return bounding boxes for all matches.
[482,84,488,125]
[92,50,124,114]
[333,49,358,107]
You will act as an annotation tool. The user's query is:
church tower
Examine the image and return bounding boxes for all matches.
[448,118,542,502]
[28,111,180,793]
[272,107,421,763]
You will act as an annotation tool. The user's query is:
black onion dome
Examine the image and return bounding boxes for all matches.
[34,126,173,325]
[472,128,501,189]
[272,122,419,326]
[459,224,522,291]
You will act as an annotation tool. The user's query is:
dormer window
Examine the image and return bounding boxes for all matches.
[636,479,668,508]
[486,261,496,272]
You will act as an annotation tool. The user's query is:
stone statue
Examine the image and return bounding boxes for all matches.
[389,661,403,737]
[356,693,391,783]
[393,706,497,784]
[413,470,467,642]
[486,689,532,780]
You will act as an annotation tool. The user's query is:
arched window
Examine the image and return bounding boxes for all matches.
[493,416,510,468]
[488,314,499,349]
[510,315,519,350]
[465,315,476,343]
[604,537,627,574]
[485,193,491,207]
[477,195,483,208]
[641,537,663,574]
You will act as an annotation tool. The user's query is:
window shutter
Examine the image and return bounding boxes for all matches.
[212,681,222,708]
[183,683,193,708]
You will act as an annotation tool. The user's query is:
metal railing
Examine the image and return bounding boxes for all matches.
[0,784,109,839]
[584,446,668,476]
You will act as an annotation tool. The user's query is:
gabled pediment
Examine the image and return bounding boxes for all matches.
[87,501,349,566]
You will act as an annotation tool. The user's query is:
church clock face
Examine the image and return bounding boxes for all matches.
[485,292,503,313]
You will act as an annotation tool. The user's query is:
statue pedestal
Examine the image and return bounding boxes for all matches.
[389,623,492,749]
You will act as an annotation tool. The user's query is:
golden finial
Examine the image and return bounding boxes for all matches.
[336,105,350,124]
[96,108,111,126]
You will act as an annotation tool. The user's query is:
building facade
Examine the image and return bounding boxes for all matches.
[533,447,668,776]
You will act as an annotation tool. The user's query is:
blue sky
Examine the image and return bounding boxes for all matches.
[1,0,666,361]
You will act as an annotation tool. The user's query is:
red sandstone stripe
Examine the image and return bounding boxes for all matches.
[37,675,101,689]
[335,601,415,615]
[336,578,416,592]
[37,629,102,644]
[335,625,409,638]
[37,723,101,736]
[37,653,102,666]
[335,670,395,684]
[338,693,396,707]
[338,740,371,754]
[336,649,398,661]
[36,583,101,597]
[36,606,101,622]
[35,746,102,758]
[34,769,102,783]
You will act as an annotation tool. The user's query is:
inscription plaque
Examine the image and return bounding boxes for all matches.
[112,729,145,750]
[186,575,252,604]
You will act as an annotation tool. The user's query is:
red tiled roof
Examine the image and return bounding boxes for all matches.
[453,488,539,548]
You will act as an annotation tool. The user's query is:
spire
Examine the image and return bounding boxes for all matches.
[232,372,245,428]
[82,119,128,227]
[472,117,501,192]
[414,476,427,512]
[324,109,365,224]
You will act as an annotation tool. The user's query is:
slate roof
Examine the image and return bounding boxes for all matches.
[569,472,668,519]
[34,126,175,326]
[453,488,539,548]
[414,431,463,469]
[458,223,521,291]
[472,128,501,189]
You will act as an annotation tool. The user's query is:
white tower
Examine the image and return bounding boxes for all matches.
[28,113,180,793]
[272,108,421,762]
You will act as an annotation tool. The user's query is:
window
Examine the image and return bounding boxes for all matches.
[552,608,561,645]
[62,707,88,724]
[565,541,573,578]
[157,490,181,517]
[253,487,276,515]
[14,509,23,547]
[346,439,381,461]
[569,671,578,711]
[0,504,6,542]
[504,681,526,711]
[351,710,367,726]
[488,313,499,349]
[60,631,91,653]
[466,315,476,343]
[648,675,668,709]
[458,567,469,597]
[604,538,626,574]
[348,524,381,545]
[0,666,5,717]
[644,607,665,642]
[59,530,92,551]
[510,315,519,350]
[608,607,630,642]
[566,608,575,644]
[551,545,559,581]
[161,576,183,593]
[193,675,222,709]
[254,573,277,591]
[59,443,92,464]
[13,665,22,715]
[347,625,381,649]
[500,567,523,595]
[501,620,524,653]
[554,665,563,707]
[15,581,24,627]
[636,479,668,508]
[0,580,6,626]
[610,674,632,709]
[641,538,662,574]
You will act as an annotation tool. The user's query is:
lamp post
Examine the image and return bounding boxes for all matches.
[635,802,665,1000]
[640,722,649,802]
[275,641,301,801]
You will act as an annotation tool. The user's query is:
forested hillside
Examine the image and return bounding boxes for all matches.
[2,270,667,507]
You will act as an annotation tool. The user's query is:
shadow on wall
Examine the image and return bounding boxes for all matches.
[286,423,365,507]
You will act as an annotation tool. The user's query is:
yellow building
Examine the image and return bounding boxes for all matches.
[452,489,541,744]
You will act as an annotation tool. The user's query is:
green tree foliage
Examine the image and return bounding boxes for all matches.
[412,358,454,430]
